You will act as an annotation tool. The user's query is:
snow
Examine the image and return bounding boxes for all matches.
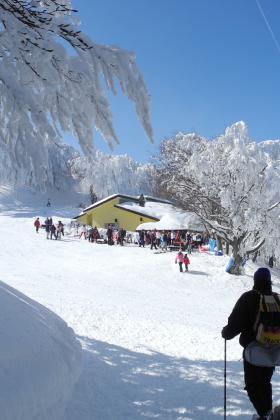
[1,190,280,419]
[0,279,81,420]
[120,200,204,231]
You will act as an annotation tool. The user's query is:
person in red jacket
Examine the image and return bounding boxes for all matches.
[183,253,190,272]
[34,217,40,233]
[175,230,181,245]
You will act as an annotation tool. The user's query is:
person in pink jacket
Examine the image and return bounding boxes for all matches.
[175,250,184,272]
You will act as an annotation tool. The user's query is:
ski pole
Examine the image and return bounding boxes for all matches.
[224,338,227,419]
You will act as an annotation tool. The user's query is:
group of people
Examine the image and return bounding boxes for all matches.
[137,229,208,252]
[34,217,64,240]
[175,250,190,272]
[77,224,129,246]
[87,226,101,242]
[73,223,207,252]
[45,217,64,240]
[106,225,127,246]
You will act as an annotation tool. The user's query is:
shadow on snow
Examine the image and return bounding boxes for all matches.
[65,336,276,420]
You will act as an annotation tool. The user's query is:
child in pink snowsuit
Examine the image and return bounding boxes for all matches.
[175,250,184,272]
[183,253,190,272]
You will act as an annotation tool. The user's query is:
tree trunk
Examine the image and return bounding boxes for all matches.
[231,240,243,275]
[225,242,229,255]
[217,236,223,252]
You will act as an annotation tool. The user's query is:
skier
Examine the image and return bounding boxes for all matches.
[183,253,190,272]
[107,224,113,245]
[50,223,57,240]
[88,227,94,242]
[145,231,151,246]
[80,224,87,240]
[118,227,126,246]
[161,231,168,251]
[139,230,145,247]
[222,268,278,419]
[45,217,51,239]
[92,226,100,243]
[46,198,51,207]
[34,217,40,233]
[175,230,181,245]
[156,230,161,248]
[56,221,64,240]
[175,250,184,272]
[167,231,172,246]
[150,230,157,250]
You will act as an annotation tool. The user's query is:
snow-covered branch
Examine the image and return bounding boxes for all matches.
[267,201,280,212]
[0,0,153,161]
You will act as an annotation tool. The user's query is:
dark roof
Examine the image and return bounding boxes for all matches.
[144,196,173,205]
[81,194,139,214]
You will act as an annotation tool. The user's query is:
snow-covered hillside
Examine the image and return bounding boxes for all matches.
[1,191,280,419]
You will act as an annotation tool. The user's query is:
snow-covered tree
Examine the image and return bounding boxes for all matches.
[154,122,280,274]
[89,184,97,204]
[70,150,153,198]
[0,0,152,188]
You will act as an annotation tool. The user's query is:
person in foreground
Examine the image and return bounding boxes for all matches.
[222,268,279,420]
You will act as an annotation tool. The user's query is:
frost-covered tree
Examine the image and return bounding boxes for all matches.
[89,184,97,204]
[155,122,280,274]
[70,150,153,198]
[0,0,152,188]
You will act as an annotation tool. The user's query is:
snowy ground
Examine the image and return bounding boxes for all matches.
[1,188,280,419]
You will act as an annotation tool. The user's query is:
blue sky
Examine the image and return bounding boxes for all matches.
[69,0,280,162]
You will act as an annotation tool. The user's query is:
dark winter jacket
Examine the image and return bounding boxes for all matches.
[222,271,273,348]
[50,224,56,233]
[45,219,50,232]
[107,228,113,238]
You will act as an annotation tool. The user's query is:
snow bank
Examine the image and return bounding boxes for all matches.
[0,281,82,420]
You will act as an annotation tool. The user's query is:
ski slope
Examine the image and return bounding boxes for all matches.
[1,191,280,419]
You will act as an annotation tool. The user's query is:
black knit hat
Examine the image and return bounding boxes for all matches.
[253,267,272,293]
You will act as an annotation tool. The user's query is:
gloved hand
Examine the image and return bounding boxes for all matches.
[221,327,227,339]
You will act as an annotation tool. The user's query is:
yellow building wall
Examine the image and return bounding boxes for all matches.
[77,197,157,231]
